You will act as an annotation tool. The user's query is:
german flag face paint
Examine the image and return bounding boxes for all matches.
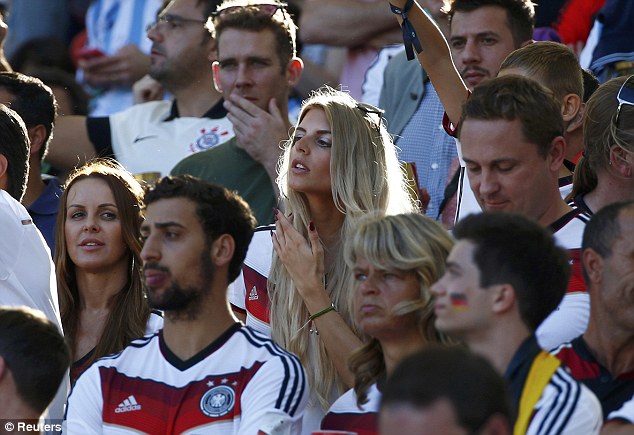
[450,292,469,310]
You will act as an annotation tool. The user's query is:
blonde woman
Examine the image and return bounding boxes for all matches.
[321,212,453,434]
[230,86,417,432]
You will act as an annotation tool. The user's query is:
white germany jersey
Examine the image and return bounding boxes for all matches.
[537,208,591,351]
[528,366,602,434]
[64,324,307,434]
[108,100,234,177]
[322,384,380,434]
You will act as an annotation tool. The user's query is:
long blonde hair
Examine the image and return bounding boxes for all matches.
[269,87,417,408]
[55,159,149,370]
[344,212,453,406]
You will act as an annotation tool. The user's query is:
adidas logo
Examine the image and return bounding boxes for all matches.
[115,395,142,413]
[248,286,258,301]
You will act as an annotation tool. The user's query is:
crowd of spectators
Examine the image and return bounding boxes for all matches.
[1,0,634,433]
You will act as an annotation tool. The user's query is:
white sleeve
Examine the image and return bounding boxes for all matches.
[238,354,308,435]
[229,268,247,312]
[608,396,634,424]
[63,365,104,434]
[537,292,589,351]
[527,369,602,435]
[360,45,404,106]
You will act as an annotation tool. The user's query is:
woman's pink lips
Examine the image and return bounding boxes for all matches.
[359,304,380,315]
[291,159,309,173]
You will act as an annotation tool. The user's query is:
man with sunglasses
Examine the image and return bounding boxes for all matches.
[171,0,303,225]
[44,0,234,179]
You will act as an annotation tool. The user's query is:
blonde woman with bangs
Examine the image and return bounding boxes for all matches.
[230,86,417,432]
[320,212,453,434]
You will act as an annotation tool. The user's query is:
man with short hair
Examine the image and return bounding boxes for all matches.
[171,0,303,224]
[45,0,233,177]
[386,1,592,348]
[431,212,602,434]
[454,75,590,349]
[64,176,307,433]
[553,201,634,419]
[0,103,29,202]
[380,346,512,435]
[498,41,586,195]
[0,104,66,426]
[446,0,535,89]
[0,305,70,422]
[381,0,535,221]
[0,71,60,252]
[0,102,61,328]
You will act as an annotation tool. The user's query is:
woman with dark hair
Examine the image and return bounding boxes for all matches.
[55,159,162,383]
[321,212,453,434]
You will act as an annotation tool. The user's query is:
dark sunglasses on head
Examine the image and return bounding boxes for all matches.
[356,102,385,134]
[356,102,385,117]
[614,75,634,128]
[211,2,287,19]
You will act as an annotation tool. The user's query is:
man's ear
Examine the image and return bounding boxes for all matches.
[547,136,567,173]
[582,248,603,286]
[562,94,583,134]
[0,154,8,179]
[211,234,235,268]
[212,61,222,93]
[285,57,304,88]
[491,283,515,315]
[27,125,47,159]
[0,356,7,382]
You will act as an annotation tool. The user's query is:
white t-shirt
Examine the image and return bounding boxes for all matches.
[107,100,234,177]
[0,190,66,427]
[0,190,61,330]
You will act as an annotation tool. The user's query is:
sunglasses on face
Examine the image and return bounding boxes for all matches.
[210,2,288,20]
[614,75,634,128]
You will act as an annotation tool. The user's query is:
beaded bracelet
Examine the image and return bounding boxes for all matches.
[389,0,423,61]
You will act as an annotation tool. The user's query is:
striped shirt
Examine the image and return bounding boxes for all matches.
[506,337,602,435]
[64,324,307,434]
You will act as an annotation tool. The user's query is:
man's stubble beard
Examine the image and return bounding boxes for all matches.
[147,248,214,321]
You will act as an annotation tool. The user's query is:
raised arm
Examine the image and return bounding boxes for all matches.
[299,0,400,47]
[386,0,468,125]
[46,116,97,170]
[272,212,362,387]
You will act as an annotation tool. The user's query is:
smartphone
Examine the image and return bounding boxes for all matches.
[78,47,106,60]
